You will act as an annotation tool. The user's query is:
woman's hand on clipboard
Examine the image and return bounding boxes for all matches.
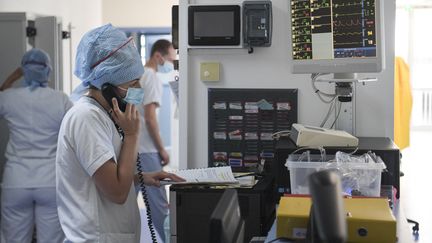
[139,171,185,187]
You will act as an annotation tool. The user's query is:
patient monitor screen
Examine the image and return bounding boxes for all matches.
[291,0,377,60]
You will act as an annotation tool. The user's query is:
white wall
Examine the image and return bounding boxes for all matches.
[102,0,178,27]
[0,0,103,94]
[179,0,396,169]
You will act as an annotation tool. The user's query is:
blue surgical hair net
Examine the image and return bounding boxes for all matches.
[74,24,144,90]
[21,48,52,90]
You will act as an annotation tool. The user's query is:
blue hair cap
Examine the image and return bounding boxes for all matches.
[21,48,51,90]
[74,24,144,89]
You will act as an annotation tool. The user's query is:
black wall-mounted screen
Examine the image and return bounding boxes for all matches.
[188,5,240,46]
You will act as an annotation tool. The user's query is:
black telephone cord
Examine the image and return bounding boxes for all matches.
[137,159,158,243]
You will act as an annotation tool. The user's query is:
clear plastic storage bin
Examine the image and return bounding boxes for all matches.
[285,153,386,197]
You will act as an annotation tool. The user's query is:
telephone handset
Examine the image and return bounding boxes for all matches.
[101,83,127,112]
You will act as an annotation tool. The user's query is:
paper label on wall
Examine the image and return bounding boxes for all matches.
[229,102,243,110]
[260,132,273,141]
[213,102,227,110]
[277,102,291,111]
[245,132,258,140]
[245,109,259,114]
[213,152,227,161]
[245,102,259,110]
[213,132,227,140]
[229,116,243,120]
[229,130,242,140]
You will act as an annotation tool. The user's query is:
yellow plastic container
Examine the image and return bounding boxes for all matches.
[277,196,397,243]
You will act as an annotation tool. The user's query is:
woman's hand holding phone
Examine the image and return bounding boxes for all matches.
[110,98,140,137]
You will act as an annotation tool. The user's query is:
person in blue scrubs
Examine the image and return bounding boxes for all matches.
[136,39,176,242]
[0,48,72,242]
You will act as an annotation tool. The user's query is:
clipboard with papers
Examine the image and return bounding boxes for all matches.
[160,166,239,185]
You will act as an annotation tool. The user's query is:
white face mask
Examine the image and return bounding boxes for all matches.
[117,86,145,105]
[158,58,174,74]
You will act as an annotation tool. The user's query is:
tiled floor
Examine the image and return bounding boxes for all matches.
[399,130,432,243]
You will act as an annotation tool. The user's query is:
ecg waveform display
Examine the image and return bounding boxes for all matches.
[333,0,376,58]
[291,0,377,60]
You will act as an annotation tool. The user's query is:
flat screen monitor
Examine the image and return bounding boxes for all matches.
[188,5,241,46]
[209,189,245,243]
[290,0,384,74]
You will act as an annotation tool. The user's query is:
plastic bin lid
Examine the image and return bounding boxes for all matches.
[285,160,386,170]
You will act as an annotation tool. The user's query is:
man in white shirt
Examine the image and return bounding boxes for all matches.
[56,24,182,243]
[0,48,72,242]
[137,39,176,242]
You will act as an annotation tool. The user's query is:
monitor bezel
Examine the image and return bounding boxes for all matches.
[289,0,384,74]
[188,5,241,46]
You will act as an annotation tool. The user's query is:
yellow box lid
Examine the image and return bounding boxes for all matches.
[278,196,396,223]
[278,197,311,217]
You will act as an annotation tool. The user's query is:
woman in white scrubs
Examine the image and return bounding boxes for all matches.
[55,24,183,243]
[0,48,72,242]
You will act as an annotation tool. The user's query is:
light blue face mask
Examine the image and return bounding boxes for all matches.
[123,87,145,105]
[158,60,174,74]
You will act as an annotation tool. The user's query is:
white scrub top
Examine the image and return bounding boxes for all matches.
[138,67,163,153]
[56,96,140,243]
[0,87,73,188]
